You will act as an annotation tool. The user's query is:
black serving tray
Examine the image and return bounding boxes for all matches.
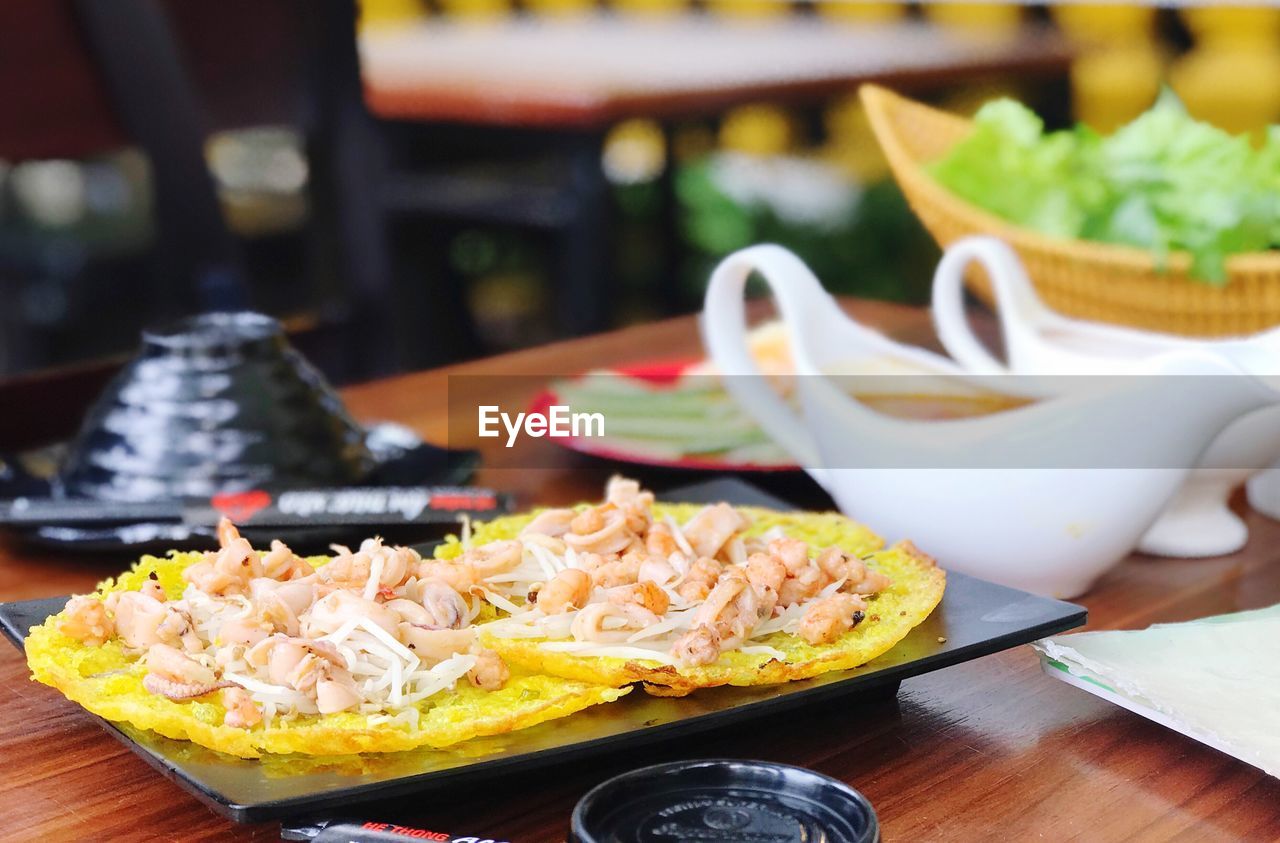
[0,479,1085,822]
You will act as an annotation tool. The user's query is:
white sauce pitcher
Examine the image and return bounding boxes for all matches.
[932,236,1280,558]
[702,244,1280,598]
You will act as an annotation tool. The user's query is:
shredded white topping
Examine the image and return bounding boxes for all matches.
[362,554,386,601]
[666,515,696,558]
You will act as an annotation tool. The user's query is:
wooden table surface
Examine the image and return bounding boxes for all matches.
[360,16,1071,128]
[4,300,1280,841]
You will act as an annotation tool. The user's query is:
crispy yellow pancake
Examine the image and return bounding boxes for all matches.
[25,552,628,758]
[443,505,945,697]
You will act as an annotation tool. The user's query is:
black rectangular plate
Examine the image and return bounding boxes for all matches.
[1,478,1085,822]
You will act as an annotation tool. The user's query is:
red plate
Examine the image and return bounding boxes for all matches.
[530,359,799,473]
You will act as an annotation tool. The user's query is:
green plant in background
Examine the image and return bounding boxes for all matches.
[676,154,938,304]
[931,90,1280,283]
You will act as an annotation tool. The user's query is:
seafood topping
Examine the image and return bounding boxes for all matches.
[58,517,508,730]
[57,477,894,727]
[481,476,892,668]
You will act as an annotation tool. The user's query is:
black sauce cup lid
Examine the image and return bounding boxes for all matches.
[570,759,879,843]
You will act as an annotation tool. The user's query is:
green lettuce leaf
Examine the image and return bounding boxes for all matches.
[929,89,1280,284]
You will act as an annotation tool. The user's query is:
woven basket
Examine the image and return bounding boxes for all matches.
[860,84,1280,337]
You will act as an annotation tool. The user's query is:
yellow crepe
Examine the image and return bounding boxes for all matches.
[25,552,628,759]
[441,504,945,697]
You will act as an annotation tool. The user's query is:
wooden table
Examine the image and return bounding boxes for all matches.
[5,300,1280,841]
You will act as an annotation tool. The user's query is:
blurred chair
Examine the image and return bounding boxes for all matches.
[609,0,687,16]
[707,0,801,163]
[703,0,790,19]
[922,3,1022,36]
[436,0,511,20]
[1172,7,1280,136]
[815,2,905,24]
[1051,4,1161,132]
[0,0,404,447]
[359,0,429,28]
[523,0,597,17]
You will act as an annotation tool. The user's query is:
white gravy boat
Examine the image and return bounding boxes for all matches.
[702,245,1280,598]
[932,236,1280,558]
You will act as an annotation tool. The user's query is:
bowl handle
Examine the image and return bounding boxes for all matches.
[932,236,1043,375]
[701,245,829,482]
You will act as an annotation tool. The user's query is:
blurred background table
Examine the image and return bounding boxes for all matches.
[4,298,1280,840]
[362,15,1071,340]
[361,17,1071,127]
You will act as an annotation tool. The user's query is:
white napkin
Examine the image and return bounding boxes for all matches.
[1035,607,1280,777]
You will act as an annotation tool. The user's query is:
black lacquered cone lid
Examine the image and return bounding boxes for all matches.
[570,759,879,843]
[58,311,373,502]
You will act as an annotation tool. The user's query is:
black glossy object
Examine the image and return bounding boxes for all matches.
[571,759,878,843]
[58,312,374,502]
[0,480,1085,822]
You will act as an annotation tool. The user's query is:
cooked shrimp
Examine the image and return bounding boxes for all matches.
[184,519,263,595]
[139,576,166,602]
[147,642,216,684]
[142,643,228,700]
[217,614,273,647]
[286,652,337,696]
[467,648,509,691]
[301,590,399,638]
[262,540,314,581]
[107,592,202,652]
[777,565,831,608]
[400,626,476,663]
[852,569,892,595]
[221,686,262,729]
[565,506,635,556]
[812,546,892,594]
[588,552,643,589]
[670,624,720,667]
[797,593,867,645]
[385,585,469,630]
[682,503,748,559]
[745,552,786,593]
[181,559,240,597]
[384,598,433,626]
[692,569,746,627]
[605,475,654,531]
[58,596,113,646]
[676,557,722,603]
[315,676,362,714]
[321,538,418,592]
[607,580,670,616]
[570,602,660,643]
[520,508,576,538]
[216,517,240,548]
[535,569,592,614]
[604,475,645,507]
[767,537,811,575]
[645,520,680,559]
[417,540,524,592]
[249,577,317,617]
[259,636,360,713]
[418,581,471,629]
[570,507,605,535]
[246,635,304,685]
[691,569,773,650]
